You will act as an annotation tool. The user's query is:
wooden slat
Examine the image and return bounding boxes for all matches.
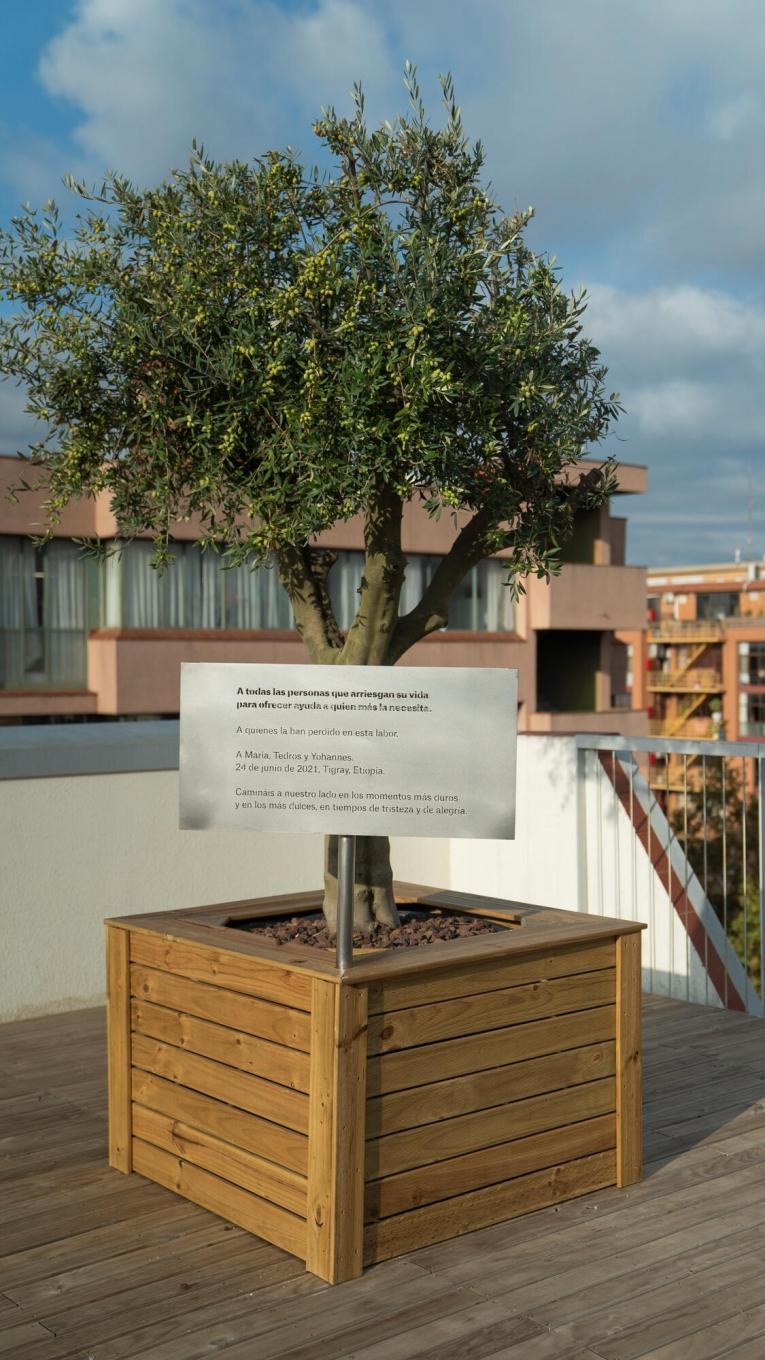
[132,1137,306,1260]
[131,1034,308,1134]
[364,1149,617,1264]
[132,1105,307,1217]
[346,920,639,986]
[368,970,616,1054]
[366,1042,615,1138]
[180,889,325,920]
[131,1069,308,1175]
[106,924,131,1173]
[366,1113,616,1219]
[616,931,643,1186]
[130,931,313,1010]
[366,1077,616,1180]
[130,965,310,1051]
[367,1005,616,1098]
[305,980,368,1285]
[367,940,615,1014]
[131,999,309,1092]
[126,913,339,981]
[305,978,335,1284]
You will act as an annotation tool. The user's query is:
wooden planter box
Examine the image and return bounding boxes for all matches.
[106,886,644,1284]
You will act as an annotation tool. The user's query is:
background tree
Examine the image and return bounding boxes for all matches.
[0,70,620,931]
[669,756,761,984]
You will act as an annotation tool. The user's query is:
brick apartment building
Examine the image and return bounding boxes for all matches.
[0,454,648,733]
[643,560,765,741]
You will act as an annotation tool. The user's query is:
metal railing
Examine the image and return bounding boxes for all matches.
[646,668,724,692]
[648,620,725,642]
[577,733,765,1015]
[647,714,717,741]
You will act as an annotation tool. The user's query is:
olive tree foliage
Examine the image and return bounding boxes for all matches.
[0,70,620,928]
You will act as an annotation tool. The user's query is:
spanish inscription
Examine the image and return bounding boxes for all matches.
[180,663,517,839]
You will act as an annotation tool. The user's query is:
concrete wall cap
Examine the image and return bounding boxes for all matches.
[0,720,180,779]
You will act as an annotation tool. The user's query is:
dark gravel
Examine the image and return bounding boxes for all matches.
[235,910,502,950]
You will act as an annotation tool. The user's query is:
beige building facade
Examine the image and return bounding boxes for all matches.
[0,454,648,733]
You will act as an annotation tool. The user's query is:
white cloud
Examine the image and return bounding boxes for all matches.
[709,92,765,142]
[583,283,765,443]
[586,285,765,369]
[629,379,765,441]
[1,0,758,286]
[581,280,765,561]
[34,0,397,185]
[0,131,88,206]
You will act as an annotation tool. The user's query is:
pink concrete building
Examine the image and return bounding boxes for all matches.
[0,454,648,732]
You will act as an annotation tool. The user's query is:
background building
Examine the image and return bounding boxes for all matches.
[0,454,648,732]
[645,560,765,742]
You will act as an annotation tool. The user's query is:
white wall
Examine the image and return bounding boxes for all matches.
[0,735,575,1022]
[446,735,579,910]
[1,769,324,1022]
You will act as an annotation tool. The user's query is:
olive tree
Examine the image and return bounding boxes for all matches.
[0,71,620,930]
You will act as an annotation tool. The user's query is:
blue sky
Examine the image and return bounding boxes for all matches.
[1,0,764,567]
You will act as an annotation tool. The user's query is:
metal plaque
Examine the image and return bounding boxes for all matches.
[179,662,517,839]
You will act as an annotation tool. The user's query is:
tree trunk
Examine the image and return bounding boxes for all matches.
[322,833,399,933]
[280,488,491,934]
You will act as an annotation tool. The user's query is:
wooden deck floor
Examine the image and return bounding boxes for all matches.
[1,994,765,1360]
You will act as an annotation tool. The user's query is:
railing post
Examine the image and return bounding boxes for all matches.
[576,740,589,915]
[751,756,756,1011]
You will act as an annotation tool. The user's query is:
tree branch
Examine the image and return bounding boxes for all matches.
[388,507,495,663]
[340,482,405,666]
[276,544,344,663]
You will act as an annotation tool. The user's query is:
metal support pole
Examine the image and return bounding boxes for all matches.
[336,835,356,974]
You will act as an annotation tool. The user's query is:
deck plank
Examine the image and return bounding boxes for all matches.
[1,993,765,1360]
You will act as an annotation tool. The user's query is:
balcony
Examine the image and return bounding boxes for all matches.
[646,668,724,693]
[649,619,725,644]
[527,564,646,631]
[648,716,718,739]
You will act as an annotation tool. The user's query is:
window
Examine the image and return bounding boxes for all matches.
[697,591,739,619]
[739,690,765,738]
[1,535,517,692]
[0,537,92,688]
[739,641,765,685]
[110,543,515,632]
[328,551,515,633]
[116,541,292,630]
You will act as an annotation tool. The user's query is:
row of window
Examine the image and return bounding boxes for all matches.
[0,536,516,688]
